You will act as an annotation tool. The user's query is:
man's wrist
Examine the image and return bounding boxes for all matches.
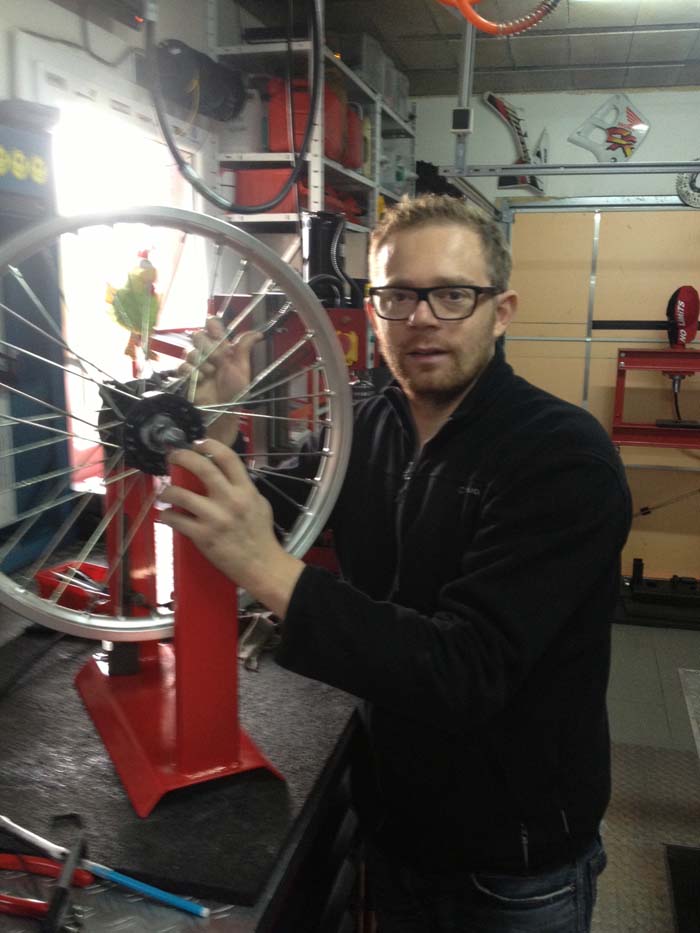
[242,552,306,620]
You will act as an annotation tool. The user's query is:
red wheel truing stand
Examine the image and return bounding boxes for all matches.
[74,465,282,818]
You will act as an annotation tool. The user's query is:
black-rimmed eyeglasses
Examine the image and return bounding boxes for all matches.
[367,285,501,321]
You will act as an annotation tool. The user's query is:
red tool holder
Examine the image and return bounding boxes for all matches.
[612,347,700,449]
[74,465,283,818]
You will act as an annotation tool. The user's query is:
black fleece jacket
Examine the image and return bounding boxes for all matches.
[275,346,632,874]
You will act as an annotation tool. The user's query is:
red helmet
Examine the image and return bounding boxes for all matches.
[666,285,699,347]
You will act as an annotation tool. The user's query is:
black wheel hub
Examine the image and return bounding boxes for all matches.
[98,380,205,475]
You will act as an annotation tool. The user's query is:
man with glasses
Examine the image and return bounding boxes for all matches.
[161,195,631,932]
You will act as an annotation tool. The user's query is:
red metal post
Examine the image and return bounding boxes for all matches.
[75,463,283,818]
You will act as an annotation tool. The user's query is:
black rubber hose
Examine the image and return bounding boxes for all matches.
[145,0,322,214]
[330,216,364,307]
[308,273,344,306]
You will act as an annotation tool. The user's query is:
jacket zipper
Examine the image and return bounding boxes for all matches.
[388,457,416,596]
[520,823,530,870]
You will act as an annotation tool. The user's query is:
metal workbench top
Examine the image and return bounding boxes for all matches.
[680,668,700,765]
[0,612,357,932]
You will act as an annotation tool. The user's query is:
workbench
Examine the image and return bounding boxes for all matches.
[0,608,360,932]
[680,669,700,762]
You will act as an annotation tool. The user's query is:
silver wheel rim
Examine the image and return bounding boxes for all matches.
[0,206,352,640]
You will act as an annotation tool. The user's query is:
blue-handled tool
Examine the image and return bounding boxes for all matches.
[0,814,210,920]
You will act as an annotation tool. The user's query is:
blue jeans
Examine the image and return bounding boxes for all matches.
[367,836,607,933]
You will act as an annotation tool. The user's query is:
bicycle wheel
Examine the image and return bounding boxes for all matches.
[0,206,352,641]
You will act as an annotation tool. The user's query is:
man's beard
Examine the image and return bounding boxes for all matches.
[383,343,492,408]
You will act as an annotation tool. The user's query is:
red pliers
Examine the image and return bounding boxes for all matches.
[0,854,93,919]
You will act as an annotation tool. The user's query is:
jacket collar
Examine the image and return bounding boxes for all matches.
[383,341,514,436]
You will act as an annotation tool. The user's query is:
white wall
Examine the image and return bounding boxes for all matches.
[0,0,211,59]
[0,0,229,215]
[415,88,700,202]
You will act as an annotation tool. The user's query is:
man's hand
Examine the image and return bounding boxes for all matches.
[180,317,262,445]
[159,438,305,619]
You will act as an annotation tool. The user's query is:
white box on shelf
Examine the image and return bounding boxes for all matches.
[331,33,386,94]
[380,137,415,195]
[383,58,398,112]
[395,71,410,120]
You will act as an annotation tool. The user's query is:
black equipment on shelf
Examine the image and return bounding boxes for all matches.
[303,211,364,309]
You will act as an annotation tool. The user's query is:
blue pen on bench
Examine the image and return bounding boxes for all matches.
[83,861,210,918]
[0,815,210,920]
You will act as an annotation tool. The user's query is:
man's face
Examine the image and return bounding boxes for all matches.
[367,223,517,408]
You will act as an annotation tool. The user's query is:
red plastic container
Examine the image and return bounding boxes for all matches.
[235,168,299,212]
[267,78,345,162]
[235,168,347,214]
[35,561,111,613]
[342,104,363,170]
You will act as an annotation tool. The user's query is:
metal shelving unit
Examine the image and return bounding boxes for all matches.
[212,3,416,232]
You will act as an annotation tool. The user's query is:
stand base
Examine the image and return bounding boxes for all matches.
[75,645,283,818]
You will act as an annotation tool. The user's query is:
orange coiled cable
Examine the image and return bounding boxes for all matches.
[436,0,561,36]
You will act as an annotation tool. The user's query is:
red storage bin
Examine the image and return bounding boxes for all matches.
[340,194,364,221]
[267,78,345,162]
[235,168,299,213]
[35,561,111,613]
[235,168,347,214]
[341,104,363,170]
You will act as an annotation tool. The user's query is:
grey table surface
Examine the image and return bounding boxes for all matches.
[680,668,700,763]
[0,609,357,932]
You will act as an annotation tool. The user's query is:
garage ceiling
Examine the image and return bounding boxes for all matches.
[237,0,700,96]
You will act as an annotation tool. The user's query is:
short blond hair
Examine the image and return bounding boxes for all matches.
[370,194,512,292]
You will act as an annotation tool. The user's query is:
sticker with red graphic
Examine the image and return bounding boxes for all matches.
[568,94,650,163]
[483,92,546,194]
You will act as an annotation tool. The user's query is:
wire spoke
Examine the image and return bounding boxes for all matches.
[208,408,332,426]
[38,247,131,421]
[207,334,316,427]
[0,441,117,568]
[185,238,226,406]
[209,257,249,334]
[139,299,153,399]
[157,231,187,317]
[273,521,290,540]
[26,448,125,582]
[0,380,104,433]
[9,458,110,493]
[0,435,72,461]
[172,240,301,397]
[218,237,298,337]
[49,473,141,605]
[102,466,141,486]
[186,336,206,405]
[0,334,139,407]
[242,449,331,459]
[102,484,161,591]
[249,466,320,487]
[0,300,133,418]
[253,470,310,514]
[6,265,66,344]
[198,390,333,410]
[0,411,119,449]
[240,360,324,403]
[0,412,63,425]
[1,490,88,537]
[208,240,224,302]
